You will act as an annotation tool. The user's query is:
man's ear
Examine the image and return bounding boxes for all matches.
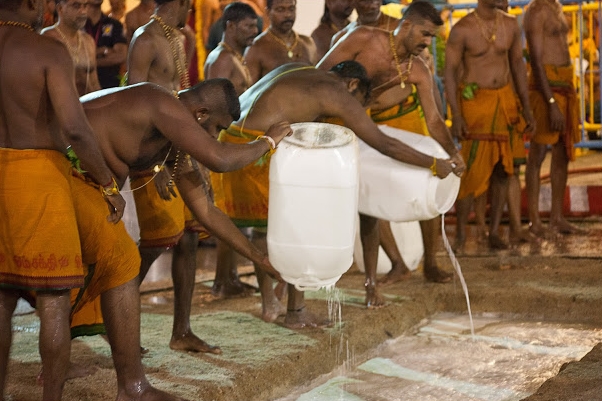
[347,77,359,93]
[195,107,210,124]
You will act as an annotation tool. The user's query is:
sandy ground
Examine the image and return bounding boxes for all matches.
[5,215,602,401]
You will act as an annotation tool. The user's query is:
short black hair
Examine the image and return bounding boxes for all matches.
[183,79,241,121]
[329,60,371,97]
[221,2,257,31]
[402,0,444,26]
[267,0,296,10]
[154,0,176,6]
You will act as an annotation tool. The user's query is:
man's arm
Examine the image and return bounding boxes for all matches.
[152,94,291,172]
[524,6,564,132]
[175,168,282,280]
[242,39,264,83]
[127,33,155,83]
[47,44,125,222]
[97,22,128,68]
[508,16,535,134]
[443,21,468,141]
[325,89,455,178]
[204,52,234,81]
[84,36,102,92]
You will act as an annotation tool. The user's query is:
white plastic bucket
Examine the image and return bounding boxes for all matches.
[267,123,359,291]
[353,220,424,274]
[357,125,460,222]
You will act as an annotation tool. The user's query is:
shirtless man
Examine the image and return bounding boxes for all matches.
[125,0,155,42]
[445,0,535,251]
[243,0,317,83]
[318,1,464,307]
[205,2,257,96]
[310,0,353,60]
[212,61,461,327]
[41,0,101,95]
[331,0,399,46]
[128,0,224,354]
[524,0,585,236]
[204,1,259,298]
[65,80,288,401]
[0,1,125,399]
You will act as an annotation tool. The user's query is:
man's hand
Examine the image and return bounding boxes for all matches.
[548,103,565,133]
[258,256,283,282]
[104,193,126,224]
[451,115,469,141]
[265,121,293,147]
[434,158,453,179]
[449,152,466,177]
[153,167,177,201]
[523,110,537,138]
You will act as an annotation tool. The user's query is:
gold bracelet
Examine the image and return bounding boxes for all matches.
[257,135,276,150]
[429,157,437,176]
[100,177,120,197]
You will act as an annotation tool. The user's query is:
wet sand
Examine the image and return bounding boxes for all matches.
[5,217,602,401]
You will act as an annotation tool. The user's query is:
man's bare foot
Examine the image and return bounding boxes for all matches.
[378,265,411,286]
[37,362,98,386]
[452,236,465,254]
[365,283,386,309]
[489,235,509,250]
[261,296,286,323]
[116,383,190,401]
[528,222,546,238]
[476,226,489,243]
[169,332,222,355]
[283,306,332,329]
[424,266,453,283]
[509,228,531,245]
[550,219,587,235]
[211,279,256,299]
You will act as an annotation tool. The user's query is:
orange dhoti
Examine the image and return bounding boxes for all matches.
[0,148,83,292]
[211,125,270,227]
[528,64,581,161]
[69,173,141,337]
[130,168,209,248]
[457,83,520,200]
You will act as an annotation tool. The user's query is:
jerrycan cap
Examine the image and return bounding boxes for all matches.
[286,122,354,149]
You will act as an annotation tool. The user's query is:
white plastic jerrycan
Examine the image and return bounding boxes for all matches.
[357,125,460,222]
[267,122,359,291]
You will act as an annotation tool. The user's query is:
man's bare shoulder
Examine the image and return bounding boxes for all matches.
[338,25,385,48]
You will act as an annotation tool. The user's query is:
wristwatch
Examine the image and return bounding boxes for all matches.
[548,97,556,104]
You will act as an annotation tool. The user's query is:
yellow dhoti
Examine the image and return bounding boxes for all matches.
[69,173,141,337]
[0,148,83,291]
[130,170,209,248]
[211,125,270,227]
[457,83,519,199]
[370,88,429,136]
[528,64,581,161]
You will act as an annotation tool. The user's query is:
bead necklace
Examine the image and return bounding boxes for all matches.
[151,14,190,89]
[473,9,499,43]
[389,31,413,90]
[218,41,252,84]
[267,28,298,59]
[55,25,82,64]
[0,20,34,32]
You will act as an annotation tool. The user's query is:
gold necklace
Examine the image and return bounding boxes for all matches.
[267,28,298,59]
[151,14,190,89]
[389,31,413,90]
[218,41,252,84]
[473,9,499,43]
[55,25,82,64]
[0,20,34,32]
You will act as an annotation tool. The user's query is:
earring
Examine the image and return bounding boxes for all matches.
[197,116,201,122]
